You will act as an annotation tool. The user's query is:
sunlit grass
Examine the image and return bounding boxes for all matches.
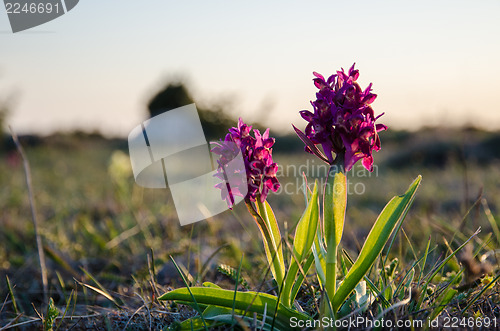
[0,131,499,329]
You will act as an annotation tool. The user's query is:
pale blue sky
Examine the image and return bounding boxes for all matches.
[1,1,500,136]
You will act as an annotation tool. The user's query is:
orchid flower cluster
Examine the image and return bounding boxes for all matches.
[211,118,280,208]
[294,63,386,171]
[161,64,421,330]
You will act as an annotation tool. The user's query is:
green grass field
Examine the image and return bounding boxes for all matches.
[0,128,499,330]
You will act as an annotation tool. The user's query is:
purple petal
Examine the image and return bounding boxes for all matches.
[300,110,314,122]
[262,128,270,141]
[361,155,374,172]
[263,138,275,148]
[376,123,387,132]
[313,71,325,80]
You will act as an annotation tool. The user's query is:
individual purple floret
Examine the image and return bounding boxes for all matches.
[294,63,387,171]
[212,118,280,208]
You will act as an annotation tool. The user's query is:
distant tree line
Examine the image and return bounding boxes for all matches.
[147,83,237,142]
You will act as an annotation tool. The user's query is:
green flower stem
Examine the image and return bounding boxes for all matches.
[245,198,284,287]
[324,157,347,310]
[326,248,337,302]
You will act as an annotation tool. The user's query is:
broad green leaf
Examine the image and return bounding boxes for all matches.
[332,175,422,312]
[201,305,292,331]
[254,200,285,285]
[159,287,311,328]
[178,317,219,330]
[263,200,286,280]
[293,180,319,262]
[202,282,221,289]
[282,181,319,307]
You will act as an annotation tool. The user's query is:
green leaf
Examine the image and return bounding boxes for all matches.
[282,181,319,307]
[332,175,422,312]
[159,287,311,327]
[293,180,319,263]
[202,282,221,289]
[290,253,315,304]
[201,305,291,331]
[178,317,219,330]
[263,200,286,279]
[313,228,327,288]
[255,200,285,285]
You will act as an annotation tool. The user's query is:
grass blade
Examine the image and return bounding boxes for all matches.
[417,228,481,309]
[429,270,463,320]
[79,268,122,307]
[482,198,500,245]
[5,276,20,315]
[169,256,208,330]
[461,272,500,314]
[290,253,315,305]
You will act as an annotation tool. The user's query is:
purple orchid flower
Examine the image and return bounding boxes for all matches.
[212,118,280,208]
[295,63,386,171]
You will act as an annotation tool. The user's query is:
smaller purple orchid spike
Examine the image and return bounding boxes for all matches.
[212,118,280,208]
[295,63,386,171]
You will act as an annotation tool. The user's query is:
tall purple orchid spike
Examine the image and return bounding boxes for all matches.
[212,118,280,208]
[295,63,386,171]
